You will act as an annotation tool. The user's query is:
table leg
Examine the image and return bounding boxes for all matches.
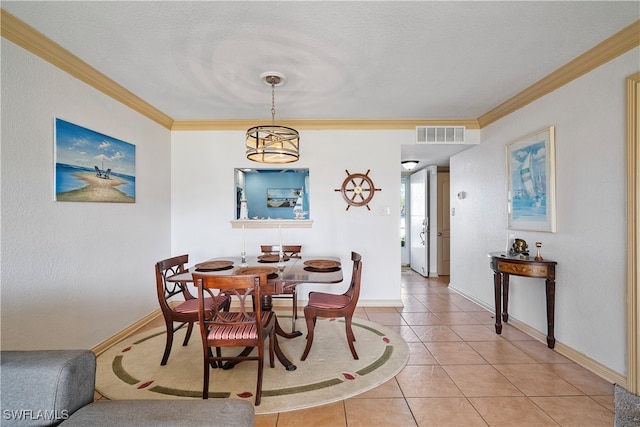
[262,292,303,339]
[493,271,502,334]
[223,317,298,371]
[545,279,556,349]
[273,323,297,371]
[276,318,302,339]
[502,273,510,322]
[261,295,273,311]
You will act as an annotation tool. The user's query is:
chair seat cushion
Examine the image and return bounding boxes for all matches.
[307,292,350,309]
[207,312,273,340]
[174,296,227,314]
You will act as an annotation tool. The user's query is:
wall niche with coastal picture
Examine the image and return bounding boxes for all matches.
[235,168,309,220]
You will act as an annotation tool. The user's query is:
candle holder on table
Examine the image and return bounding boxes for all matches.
[240,252,248,267]
[534,242,543,261]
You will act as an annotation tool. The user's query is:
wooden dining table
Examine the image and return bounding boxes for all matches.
[166,254,343,371]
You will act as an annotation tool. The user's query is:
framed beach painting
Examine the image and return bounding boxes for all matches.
[266,188,301,208]
[54,118,136,203]
[506,126,556,232]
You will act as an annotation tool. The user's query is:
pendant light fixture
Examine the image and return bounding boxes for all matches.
[246,72,300,163]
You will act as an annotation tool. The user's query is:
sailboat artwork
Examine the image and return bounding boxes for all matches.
[506,127,556,232]
[513,144,546,215]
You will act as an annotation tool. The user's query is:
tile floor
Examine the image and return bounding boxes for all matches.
[96,268,615,426]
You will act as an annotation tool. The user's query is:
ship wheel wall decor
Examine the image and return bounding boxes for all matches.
[335,169,382,210]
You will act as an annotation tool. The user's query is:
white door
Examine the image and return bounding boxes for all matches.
[400,178,410,265]
[410,169,429,276]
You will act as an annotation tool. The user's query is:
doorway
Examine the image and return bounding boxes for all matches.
[409,169,428,276]
[400,177,410,266]
[437,171,451,276]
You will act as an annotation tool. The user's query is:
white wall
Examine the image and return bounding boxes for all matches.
[449,47,640,376]
[1,41,172,349]
[171,130,409,304]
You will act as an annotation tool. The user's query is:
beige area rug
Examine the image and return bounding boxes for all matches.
[96,316,409,414]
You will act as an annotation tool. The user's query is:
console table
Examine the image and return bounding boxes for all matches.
[488,252,558,348]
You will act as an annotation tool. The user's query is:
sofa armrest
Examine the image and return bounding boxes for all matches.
[1,350,96,426]
[60,400,255,427]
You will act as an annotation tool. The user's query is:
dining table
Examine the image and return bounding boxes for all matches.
[166,254,344,371]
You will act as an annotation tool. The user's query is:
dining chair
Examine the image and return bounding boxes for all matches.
[194,272,276,405]
[300,251,363,361]
[260,244,302,331]
[154,254,230,366]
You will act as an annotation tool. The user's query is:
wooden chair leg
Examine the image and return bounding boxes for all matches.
[211,347,220,368]
[300,310,316,361]
[182,321,193,346]
[256,346,264,405]
[160,320,174,366]
[345,316,359,360]
[202,354,210,399]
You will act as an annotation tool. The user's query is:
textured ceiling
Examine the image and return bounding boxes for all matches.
[3,1,638,166]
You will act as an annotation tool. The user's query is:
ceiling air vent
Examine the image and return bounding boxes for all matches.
[416,126,465,144]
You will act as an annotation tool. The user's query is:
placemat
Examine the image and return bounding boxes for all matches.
[194,260,234,271]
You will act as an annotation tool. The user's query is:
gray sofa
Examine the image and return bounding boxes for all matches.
[1,350,255,426]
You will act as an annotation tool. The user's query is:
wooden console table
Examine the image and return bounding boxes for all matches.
[488,252,558,348]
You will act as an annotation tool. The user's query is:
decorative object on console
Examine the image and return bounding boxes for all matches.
[509,238,529,256]
[535,241,543,260]
[335,169,382,210]
[246,72,299,164]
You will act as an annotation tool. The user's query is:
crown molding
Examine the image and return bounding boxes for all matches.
[478,19,640,128]
[171,118,480,131]
[0,9,174,129]
[2,8,637,131]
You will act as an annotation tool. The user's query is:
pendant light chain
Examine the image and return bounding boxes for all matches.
[271,82,276,126]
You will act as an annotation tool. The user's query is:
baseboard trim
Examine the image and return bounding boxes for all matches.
[508,317,627,388]
[91,309,163,356]
[449,284,627,387]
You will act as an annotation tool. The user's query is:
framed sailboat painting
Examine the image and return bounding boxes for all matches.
[506,127,556,232]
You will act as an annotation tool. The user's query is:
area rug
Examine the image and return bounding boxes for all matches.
[96,316,409,414]
[615,384,640,427]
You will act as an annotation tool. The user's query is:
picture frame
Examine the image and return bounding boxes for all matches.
[55,118,136,203]
[506,126,556,232]
[266,188,301,208]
